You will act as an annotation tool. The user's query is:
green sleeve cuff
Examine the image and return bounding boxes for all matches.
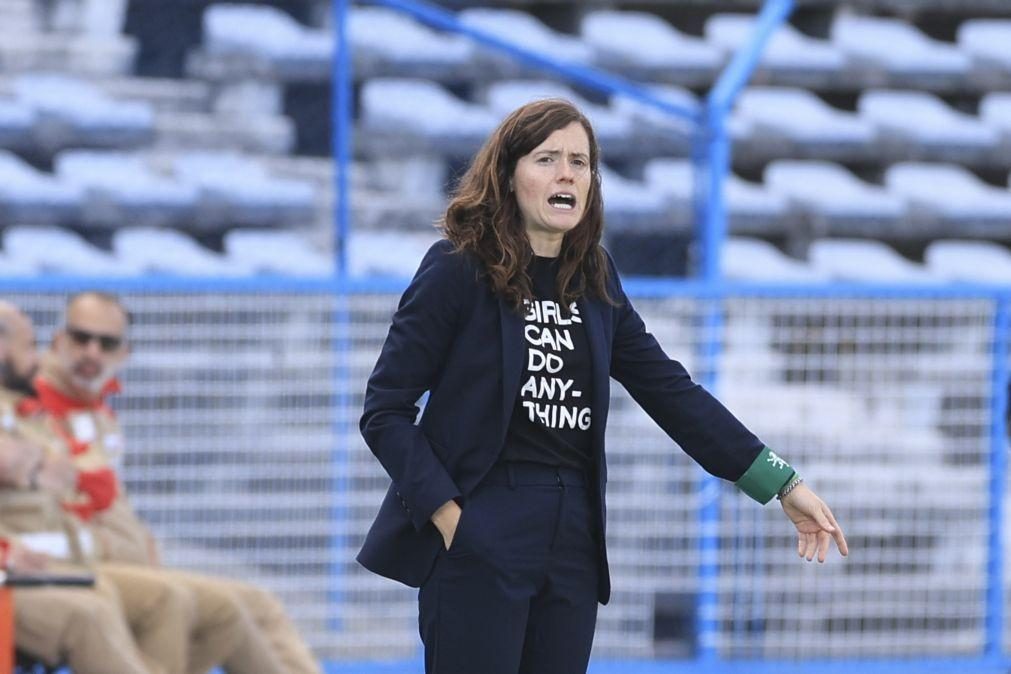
[735,446,796,504]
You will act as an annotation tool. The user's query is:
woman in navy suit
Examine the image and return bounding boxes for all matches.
[358,99,847,674]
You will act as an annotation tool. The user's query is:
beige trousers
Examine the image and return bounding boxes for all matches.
[14,571,174,674]
[100,563,196,674]
[156,569,321,674]
[108,564,272,674]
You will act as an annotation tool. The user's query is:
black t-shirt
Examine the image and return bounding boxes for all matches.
[501,255,593,470]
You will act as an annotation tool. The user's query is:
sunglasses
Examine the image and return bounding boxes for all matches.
[65,326,124,353]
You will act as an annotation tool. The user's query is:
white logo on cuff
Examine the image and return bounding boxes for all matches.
[767,451,788,470]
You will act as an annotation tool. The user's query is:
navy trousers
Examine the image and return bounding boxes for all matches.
[419,461,600,674]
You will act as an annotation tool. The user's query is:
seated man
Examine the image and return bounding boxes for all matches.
[0,300,283,674]
[34,292,320,674]
[0,301,183,674]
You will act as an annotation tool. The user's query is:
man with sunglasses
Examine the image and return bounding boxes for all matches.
[0,299,195,674]
[35,291,320,674]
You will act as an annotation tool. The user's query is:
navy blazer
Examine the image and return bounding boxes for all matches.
[357,239,765,604]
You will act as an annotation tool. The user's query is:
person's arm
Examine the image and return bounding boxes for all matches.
[605,253,846,560]
[360,240,471,534]
[0,434,43,489]
[87,497,156,565]
[607,264,767,485]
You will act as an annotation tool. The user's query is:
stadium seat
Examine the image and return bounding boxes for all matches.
[580,10,723,86]
[958,19,1011,84]
[458,8,593,77]
[358,78,498,158]
[113,226,247,276]
[3,225,132,276]
[224,228,333,276]
[0,11,135,77]
[764,160,907,234]
[485,80,638,158]
[191,4,331,82]
[858,90,999,162]
[885,162,1011,235]
[831,15,972,89]
[721,236,828,282]
[93,76,212,114]
[353,156,446,232]
[0,251,37,276]
[152,108,295,155]
[705,14,848,87]
[12,73,153,152]
[644,158,791,234]
[55,151,199,228]
[0,0,38,35]
[925,240,1011,283]
[978,93,1011,163]
[0,151,83,224]
[350,7,476,81]
[598,165,668,230]
[610,84,698,157]
[734,87,878,161]
[0,98,36,151]
[171,151,315,228]
[808,238,937,283]
[75,0,129,38]
[347,230,440,277]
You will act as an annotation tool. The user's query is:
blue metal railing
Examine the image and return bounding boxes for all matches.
[333,0,353,276]
[691,2,795,657]
[3,274,1009,672]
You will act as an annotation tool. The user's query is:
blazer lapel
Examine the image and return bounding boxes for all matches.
[499,298,525,427]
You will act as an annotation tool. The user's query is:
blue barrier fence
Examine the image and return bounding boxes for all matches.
[0,273,1008,671]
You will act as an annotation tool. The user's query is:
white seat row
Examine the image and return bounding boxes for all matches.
[0,225,333,277]
[0,150,316,229]
[723,237,1011,283]
[357,78,1011,166]
[0,73,295,157]
[5,143,1011,244]
[23,225,1008,284]
[189,5,1011,90]
[763,160,1011,234]
[0,225,455,278]
[354,149,1011,239]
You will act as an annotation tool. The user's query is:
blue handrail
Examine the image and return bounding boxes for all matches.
[334,0,353,277]
[693,4,793,656]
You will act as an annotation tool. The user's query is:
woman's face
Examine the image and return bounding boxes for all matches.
[512,121,592,249]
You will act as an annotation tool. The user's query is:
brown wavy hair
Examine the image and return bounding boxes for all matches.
[439,98,616,312]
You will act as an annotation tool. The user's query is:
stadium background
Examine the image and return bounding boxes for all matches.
[1,0,1011,672]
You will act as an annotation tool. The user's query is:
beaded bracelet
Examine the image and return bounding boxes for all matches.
[776,475,803,501]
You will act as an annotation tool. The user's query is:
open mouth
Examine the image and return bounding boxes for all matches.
[548,193,576,210]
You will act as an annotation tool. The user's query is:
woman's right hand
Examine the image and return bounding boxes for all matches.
[431,499,463,550]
